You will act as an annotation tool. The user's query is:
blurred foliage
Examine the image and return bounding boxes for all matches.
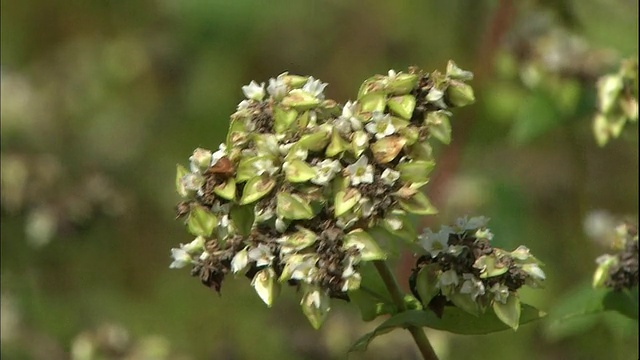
[1,0,638,359]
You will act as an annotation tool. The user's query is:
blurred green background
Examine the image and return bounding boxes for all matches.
[1,0,638,359]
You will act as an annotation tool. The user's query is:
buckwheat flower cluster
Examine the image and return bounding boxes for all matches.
[172,62,475,328]
[593,221,639,291]
[593,58,638,147]
[410,216,545,329]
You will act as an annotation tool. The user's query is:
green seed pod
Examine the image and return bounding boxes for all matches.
[239,176,276,205]
[284,159,317,183]
[187,205,218,237]
[273,105,299,134]
[386,73,419,95]
[370,135,406,164]
[213,178,237,201]
[282,89,321,111]
[387,95,416,120]
[446,80,475,107]
[277,192,314,220]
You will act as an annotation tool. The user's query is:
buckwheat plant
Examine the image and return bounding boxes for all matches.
[411,217,545,330]
[171,62,545,359]
[593,58,638,147]
[593,221,639,291]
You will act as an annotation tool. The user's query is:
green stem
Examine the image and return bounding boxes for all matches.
[373,260,439,360]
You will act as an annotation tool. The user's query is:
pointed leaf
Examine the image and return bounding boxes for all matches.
[273,105,298,133]
[350,305,544,352]
[397,160,435,184]
[415,264,441,307]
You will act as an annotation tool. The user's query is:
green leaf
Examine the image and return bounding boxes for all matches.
[349,306,544,352]
[415,264,441,307]
[493,295,521,330]
[397,192,438,215]
[281,89,320,111]
[187,205,217,237]
[548,283,639,329]
[230,205,254,237]
[348,262,396,322]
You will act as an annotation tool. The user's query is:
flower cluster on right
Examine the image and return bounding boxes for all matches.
[593,221,639,291]
[593,58,638,147]
[410,216,545,329]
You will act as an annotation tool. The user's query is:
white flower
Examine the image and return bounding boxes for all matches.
[460,273,485,301]
[210,143,227,166]
[253,158,278,176]
[285,254,318,282]
[189,148,213,172]
[237,100,252,111]
[358,197,374,218]
[311,159,342,185]
[419,228,451,258]
[438,269,459,288]
[365,112,396,139]
[169,248,192,269]
[522,263,546,281]
[231,247,249,274]
[302,77,328,99]
[454,216,489,232]
[242,81,265,101]
[255,206,275,223]
[267,74,288,100]
[385,215,403,231]
[275,217,288,232]
[380,168,400,186]
[334,101,363,135]
[248,244,275,267]
[489,283,510,304]
[180,173,204,192]
[346,156,374,186]
[181,236,205,253]
[336,212,359,230]
[474,228,494,241]
[199,252,210,261]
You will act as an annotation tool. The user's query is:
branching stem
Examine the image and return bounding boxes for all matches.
[373,260,439,360]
